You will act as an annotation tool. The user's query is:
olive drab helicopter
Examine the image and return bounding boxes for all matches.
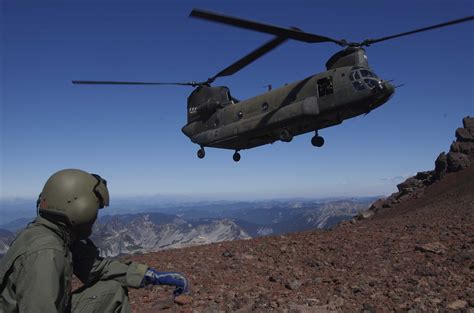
[73,10,473,162]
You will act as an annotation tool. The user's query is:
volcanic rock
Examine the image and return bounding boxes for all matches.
[415,242,447,255]
[450,141,473,154]
[447,152,471,172]
[456,127,474,142]
[174,294,193,306]
[447,299,468,310]
[285,280,302,290]
[434,152,448,179]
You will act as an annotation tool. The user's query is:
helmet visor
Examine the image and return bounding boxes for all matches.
[91,174,110,208]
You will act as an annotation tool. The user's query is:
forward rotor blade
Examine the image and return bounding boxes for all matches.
[361,16,474,46]
[72,80,197,86]
[210,36,288,81]
[190,9,342,45]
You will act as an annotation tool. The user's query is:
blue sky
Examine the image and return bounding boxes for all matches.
[1,0,473,200]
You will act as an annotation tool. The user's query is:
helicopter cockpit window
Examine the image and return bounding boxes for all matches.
[364,79,377,88]
[360,69,378,78]
[317,76,334,97]
[353,81,365,91]
[350,69,379,91]
[350,71,361,81]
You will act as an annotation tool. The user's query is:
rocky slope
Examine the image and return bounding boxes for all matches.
[121,117,474,312]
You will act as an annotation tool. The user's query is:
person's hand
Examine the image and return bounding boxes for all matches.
[142,269,188,296]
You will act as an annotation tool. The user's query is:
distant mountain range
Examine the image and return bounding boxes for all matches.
[0,229,14,256]
[0,198,375,257]
[92,215,251,257]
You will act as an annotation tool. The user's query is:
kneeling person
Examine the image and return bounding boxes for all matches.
[0,169,188,312]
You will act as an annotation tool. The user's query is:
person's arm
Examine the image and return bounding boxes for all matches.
[15,249,67,313]
[72,239,189,296]
[72,239,147,288]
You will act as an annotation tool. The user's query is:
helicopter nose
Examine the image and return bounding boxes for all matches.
[374,80,395,102]
[383,81,395,97]
[370,80,395,109]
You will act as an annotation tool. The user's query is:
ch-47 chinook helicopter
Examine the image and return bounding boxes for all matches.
[73,10,473,162]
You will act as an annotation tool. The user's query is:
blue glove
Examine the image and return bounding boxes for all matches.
[142,269,189,296]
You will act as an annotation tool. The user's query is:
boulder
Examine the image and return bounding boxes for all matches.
[285,280,302,291]
[450,141,473,154]
[368,198,385,212]
[447,152,471,172]
[414,171,432,181]
[434,152,448,179]
[356,210,374,220]
[463,116,474,129]
[397,177,424,195]
[455,127,474,142]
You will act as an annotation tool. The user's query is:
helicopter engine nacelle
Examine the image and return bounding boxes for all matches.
[325,47,369,70]
[187,85,233,123]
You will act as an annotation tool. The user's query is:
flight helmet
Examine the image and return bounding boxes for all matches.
[37,169,109,238]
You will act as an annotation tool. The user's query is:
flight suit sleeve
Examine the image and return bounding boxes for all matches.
[72,239,148,288]
[14,249,68,313]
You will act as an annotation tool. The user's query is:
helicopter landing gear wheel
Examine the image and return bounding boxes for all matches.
[233,151,241,162]
[311,135,325,147]
[197,147,206,159]
[279,129,293,142]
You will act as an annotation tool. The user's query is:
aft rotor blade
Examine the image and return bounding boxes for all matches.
[190,9,342,45]
[210,36,288,81]
[72,80,197,86]
[361,16,474,46]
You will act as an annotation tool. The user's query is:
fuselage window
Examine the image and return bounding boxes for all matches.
[353,81,365,91]
[262,102,269,111]
[237,111,243,119]
[317,76,334,98]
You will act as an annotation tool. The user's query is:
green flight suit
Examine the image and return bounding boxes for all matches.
[0,217,148,313]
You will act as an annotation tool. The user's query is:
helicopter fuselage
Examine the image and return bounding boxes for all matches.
[181,65,394,151]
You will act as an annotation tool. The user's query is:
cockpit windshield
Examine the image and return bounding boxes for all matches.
[350,68,380,91]
[360,69,378,78]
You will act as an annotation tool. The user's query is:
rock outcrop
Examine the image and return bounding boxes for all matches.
[368,116,474,213]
